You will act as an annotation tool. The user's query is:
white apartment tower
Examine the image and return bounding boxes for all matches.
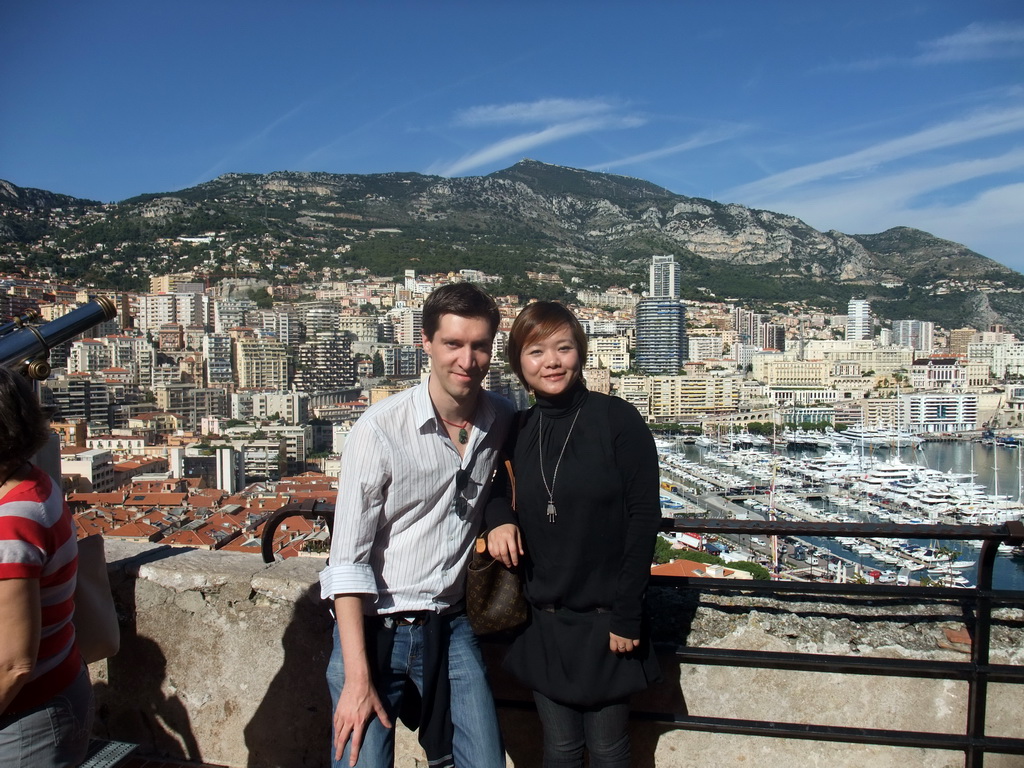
[649,255,680,299]
[846,299,872,341]
[893,320,935,353]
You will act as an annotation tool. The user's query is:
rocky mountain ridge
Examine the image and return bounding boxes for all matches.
[1,160,1021,333]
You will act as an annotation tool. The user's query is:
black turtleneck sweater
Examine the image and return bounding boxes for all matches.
[486,383,660,639]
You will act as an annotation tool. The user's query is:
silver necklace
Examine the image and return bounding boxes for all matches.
[538,409,581,523]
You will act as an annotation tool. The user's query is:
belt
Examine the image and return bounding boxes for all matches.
[379,601,465,628]
[535,603,610,614]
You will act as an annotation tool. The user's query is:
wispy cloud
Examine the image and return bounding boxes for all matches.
[916,21,1024,64]
[728,106,1024,201]
[431,115,643,177]
[454,98,617,127]
[431,98,644,177]
[192,102,309,186]
[589,126,748,171]
[842,21,1024,71]
[743,150,1024,271]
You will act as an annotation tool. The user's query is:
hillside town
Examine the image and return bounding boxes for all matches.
[6,255,1024,560]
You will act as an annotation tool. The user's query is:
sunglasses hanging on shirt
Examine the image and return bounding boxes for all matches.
[453,468,470,517]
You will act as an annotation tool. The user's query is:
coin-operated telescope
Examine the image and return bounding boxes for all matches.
[0,296,117,380]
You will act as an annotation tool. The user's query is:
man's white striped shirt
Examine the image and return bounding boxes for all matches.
[319,379,513,614]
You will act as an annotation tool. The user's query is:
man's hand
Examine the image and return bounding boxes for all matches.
[333,678,392,766]
[609,632,640,655]
[487,523,524,567]
[332,596,391,766]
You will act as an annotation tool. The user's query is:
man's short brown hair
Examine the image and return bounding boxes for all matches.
[422,283,500,341]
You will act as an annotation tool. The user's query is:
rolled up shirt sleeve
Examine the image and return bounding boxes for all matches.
[318,418,390,601]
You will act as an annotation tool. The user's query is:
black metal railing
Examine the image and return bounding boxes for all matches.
[260,505,1024,766]
[639,517,1024,767]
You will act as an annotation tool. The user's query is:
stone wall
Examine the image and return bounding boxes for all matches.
[91,541,1024,768]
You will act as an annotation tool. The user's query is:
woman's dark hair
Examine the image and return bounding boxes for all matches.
[0,368,50,465]
[422,283,500,341]
[507,301,588,386]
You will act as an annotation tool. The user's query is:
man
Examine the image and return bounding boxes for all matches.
[319,283,512,768]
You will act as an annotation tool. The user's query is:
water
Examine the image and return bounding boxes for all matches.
[915,441,1024,593]
[670,439,1024,592]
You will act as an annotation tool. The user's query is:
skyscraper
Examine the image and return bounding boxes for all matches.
[846,299,872,341]
[636,255,687,374]
[649,254,680,299]
[892,320,935,353]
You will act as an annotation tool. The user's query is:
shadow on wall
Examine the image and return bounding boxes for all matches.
[243,583,334,767]
[92,547,334,768]
[92,546,200,761]
[631,653,687,768]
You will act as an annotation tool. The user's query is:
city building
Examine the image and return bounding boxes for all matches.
[910,357,967,390]
[202,333,234,385]
[235,340,289,390]
[902,392,979,433]
[892,320,935,353]
[649,254,680,299]
[293,331,356,393]
[61,447,116,493]
[253,391,309,425]
[585,336,630,372]
[948,327,976,357]
[846,299,872,341]
[636,299,687,374]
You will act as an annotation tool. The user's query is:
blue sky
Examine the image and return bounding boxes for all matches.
[2,1,1022,273]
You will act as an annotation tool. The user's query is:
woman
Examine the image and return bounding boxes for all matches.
[0,368,93,766]
[487,301,661,767]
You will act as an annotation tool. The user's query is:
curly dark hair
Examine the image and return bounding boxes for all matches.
[0,367,50,466]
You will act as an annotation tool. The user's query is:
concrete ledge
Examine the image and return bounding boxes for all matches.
[89,542,1024,768]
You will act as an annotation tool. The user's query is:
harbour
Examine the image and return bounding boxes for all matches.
[657,434,1024,591]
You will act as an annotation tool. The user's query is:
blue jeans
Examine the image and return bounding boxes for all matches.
[0,665,94,768]
[327,614,505,768]
[532,691,630,768]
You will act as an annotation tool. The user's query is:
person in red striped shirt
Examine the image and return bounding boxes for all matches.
[0,368,93,766]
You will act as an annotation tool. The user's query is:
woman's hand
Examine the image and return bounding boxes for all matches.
[609,632,640,655]
[487,523,524,567]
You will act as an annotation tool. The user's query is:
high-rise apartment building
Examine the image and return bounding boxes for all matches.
[390,307,423,347]
[637,255,686,374]
[948,328,976,358]
[293,332,356,393]
[733,309,770,347]
[649,255,680,299]
[298,302,341,337]
[213,298,257,334]
[846,299,872,341]
[137,292,208,334]
[892,320,935,353]
[235,340,289,389]
[202,333,234,386]
[257,308,302,347]
[635,299,687,374]
[763,323,786,352]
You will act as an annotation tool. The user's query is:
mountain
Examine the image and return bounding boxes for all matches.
[1,161,1022,333]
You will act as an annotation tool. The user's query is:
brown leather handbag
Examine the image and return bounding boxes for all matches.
[466,458,527,636]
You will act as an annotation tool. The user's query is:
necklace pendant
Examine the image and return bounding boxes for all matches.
[458,427,468,444]
[547,502,557,523]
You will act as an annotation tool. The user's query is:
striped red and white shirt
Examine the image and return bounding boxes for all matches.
[0,465,81,714]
